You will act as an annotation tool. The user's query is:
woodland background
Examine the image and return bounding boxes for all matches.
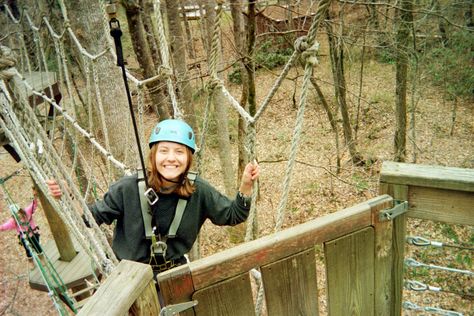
[0,0,472,315]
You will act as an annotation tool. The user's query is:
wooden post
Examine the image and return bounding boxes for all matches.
[371,193,394,316]
[32,179,76,261]
[78,260,160,316]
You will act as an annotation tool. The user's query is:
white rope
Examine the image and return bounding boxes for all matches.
[0,79,117,274]
[153,0,181,118]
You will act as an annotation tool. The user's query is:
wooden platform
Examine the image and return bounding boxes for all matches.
[1,71,61,148]
[29,239,99,292]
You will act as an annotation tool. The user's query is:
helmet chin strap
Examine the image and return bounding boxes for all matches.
[161,176,181,184]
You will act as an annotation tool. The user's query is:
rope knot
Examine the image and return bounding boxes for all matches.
[0,45,17,80]
[205,78,220,92]
[157,65,173,78]
[63,19,71,29]
[294,36,320,66]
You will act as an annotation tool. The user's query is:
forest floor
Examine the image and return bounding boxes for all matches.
[1,36,473,316]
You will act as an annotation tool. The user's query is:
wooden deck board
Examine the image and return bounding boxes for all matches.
[29,239,98,291]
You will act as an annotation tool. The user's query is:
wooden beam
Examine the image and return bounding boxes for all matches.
[370,193,394,316]
[187,195,391,291]
[408,186,473,225]
[32,179,76,261]
[380,161,474,192]
[78,260,159,316]
[379,183,408,316]
[158,264,195,315]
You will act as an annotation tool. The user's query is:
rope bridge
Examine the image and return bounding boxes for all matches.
[1,0,331,313]
[1,2,472,316]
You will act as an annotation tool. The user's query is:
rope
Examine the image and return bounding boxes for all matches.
[0,78,118,274]
[152,0,181,118]
[0,186,75,315]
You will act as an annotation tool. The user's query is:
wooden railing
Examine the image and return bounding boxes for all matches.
[77,260,160,315]
[379,161,474,315]
[158,195,393,315]
[79,162,473,315]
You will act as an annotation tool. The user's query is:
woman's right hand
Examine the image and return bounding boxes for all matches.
[46,179,62,199]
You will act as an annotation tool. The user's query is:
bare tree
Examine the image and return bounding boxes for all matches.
[394,0,414,162]
[230,0,250,182]
[165,0,196,127]
[325,12,362,164]
[122,0,171,119]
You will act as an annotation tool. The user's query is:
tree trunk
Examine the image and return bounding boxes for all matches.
[310,77,341,172]
[325,16,362,164]
[230,0,249,183]
[123,0,170,120]
[65,0,131,172]
[179,0,196,59]
[142,0,162,69]
[394,0,413,162]
[241,0,258,240]
[165,0,196,128]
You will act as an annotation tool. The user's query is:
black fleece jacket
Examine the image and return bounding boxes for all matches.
[89,173,250,262]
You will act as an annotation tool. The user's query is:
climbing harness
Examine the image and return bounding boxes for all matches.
[139,170,197,268]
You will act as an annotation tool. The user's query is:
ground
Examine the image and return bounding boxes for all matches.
[1,34,473,316]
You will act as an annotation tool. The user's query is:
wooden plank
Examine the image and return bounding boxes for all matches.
[380,184,408,316]
[370,192,394,316]
[33,179,76,261]
[407,186,474,225]
[157,264,195,316]
[130,281,162,316]
[261,248,319,315]
[325,227,375,316]
[188,195,391,291]
[29,239,97,291]
[380,161,474,192]
[192,273,254,316]
[78,260,159,316]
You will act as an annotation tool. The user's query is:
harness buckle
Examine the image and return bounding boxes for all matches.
[151,240,167,256]
[144,187,159,205]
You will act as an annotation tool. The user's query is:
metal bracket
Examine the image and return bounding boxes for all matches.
[379,200,408,221]
[160,300,198,316]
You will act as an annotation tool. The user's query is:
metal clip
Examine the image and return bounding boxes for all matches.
[160,300,198,316]
[379,201,408,221]
[145,187,159,205]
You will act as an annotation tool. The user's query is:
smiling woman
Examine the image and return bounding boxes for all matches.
[46,119,260,279]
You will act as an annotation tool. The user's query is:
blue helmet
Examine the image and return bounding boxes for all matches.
[149,119,196,153]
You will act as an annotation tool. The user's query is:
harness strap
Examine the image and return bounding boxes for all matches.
[138,170,198,241]
[138,170,154,239]
[167,171,197,238]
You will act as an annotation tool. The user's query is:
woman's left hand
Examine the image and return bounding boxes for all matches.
[239,161,260,196]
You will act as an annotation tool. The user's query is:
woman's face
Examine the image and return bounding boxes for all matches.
[154,141,189,184]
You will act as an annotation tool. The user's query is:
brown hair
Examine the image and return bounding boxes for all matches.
[147,143,195,198]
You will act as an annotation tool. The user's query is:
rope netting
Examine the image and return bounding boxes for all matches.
[1,0,329,299]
